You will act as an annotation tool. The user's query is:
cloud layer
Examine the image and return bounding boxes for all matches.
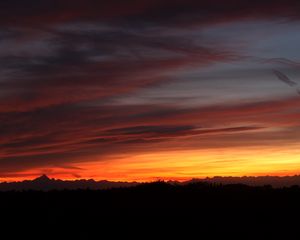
[1,0,300,180]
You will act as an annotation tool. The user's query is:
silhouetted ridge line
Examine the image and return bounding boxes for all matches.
[0,175,139,191]
[1,175,300,191]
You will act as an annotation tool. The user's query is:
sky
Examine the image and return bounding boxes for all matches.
[1,0,300,181]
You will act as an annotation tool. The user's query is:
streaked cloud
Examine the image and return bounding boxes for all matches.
[0,0,300,180]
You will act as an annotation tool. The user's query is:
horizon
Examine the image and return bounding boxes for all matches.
[3,173,300,184]
[1,1,300,181]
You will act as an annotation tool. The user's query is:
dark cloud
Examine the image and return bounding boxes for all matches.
[273,69,297,87]
[107,125,196,135]
[0,25,231,112]
[272,69,300,95]
[0,0,299,28]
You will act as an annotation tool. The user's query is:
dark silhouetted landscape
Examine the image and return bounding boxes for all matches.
[1,176,300,238]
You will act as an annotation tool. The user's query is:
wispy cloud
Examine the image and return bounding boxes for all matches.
[1,0,300,179]
[272,69,300,95]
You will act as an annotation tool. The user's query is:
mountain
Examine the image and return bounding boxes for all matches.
[1,175,300,191]
[0,175,139,191]
[184,175,300,188]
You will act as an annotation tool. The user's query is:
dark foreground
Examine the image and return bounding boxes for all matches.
[1,182,299,238]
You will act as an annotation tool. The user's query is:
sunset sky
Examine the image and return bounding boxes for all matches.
[1,0,300,181]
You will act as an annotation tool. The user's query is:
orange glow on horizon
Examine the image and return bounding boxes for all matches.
[2,145,300,182]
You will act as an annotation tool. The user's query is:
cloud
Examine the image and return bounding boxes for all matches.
[0,0,300,28]
[0,96,299,174]
[1,0,299,112]
[0,25,232,112]
[0,0,300,178]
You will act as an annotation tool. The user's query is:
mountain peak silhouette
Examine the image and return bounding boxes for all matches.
[0,176,138,191]
[2,175,300,191]
[33,174,51,183]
